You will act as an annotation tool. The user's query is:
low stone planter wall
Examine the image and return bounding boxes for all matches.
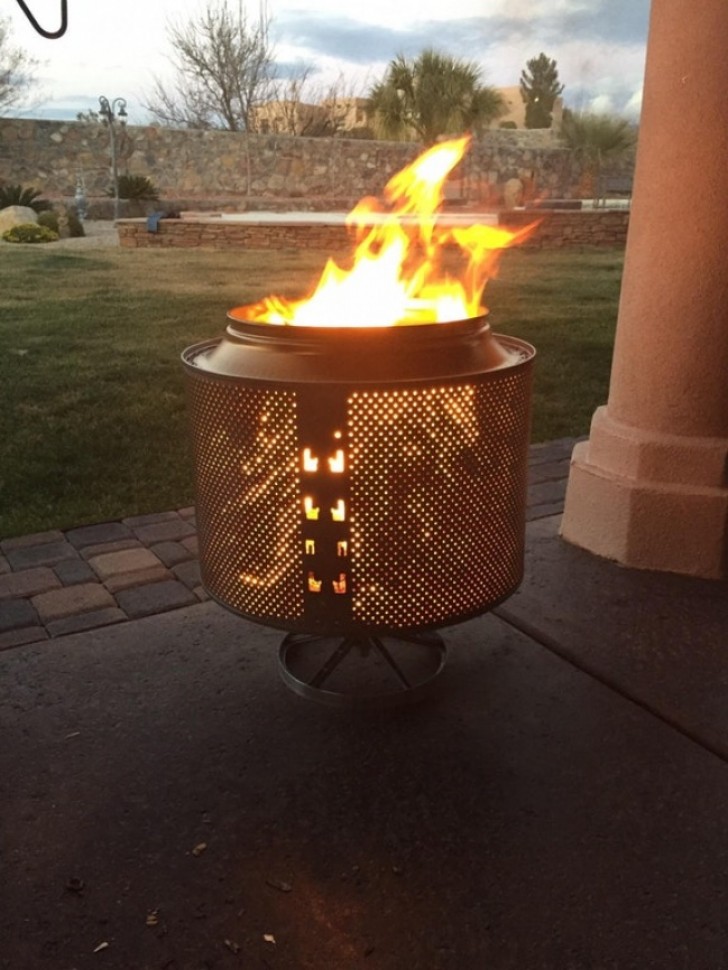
[499,208,630,247]
[118,218,352,250]
[118,208,630,251]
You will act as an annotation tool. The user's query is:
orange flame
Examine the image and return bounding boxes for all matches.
[243,136,534,327]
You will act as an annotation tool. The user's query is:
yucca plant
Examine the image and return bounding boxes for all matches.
[560,112,636,201]
[0,183,53,213]
[109,175,160,201]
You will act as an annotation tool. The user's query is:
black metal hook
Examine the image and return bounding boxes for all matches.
[14,0,68,39]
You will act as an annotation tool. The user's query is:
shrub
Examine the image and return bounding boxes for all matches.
[38,208,85,238]
[0,183,53,212]
[37,210,58,231]
[67,211,85,237]
[2,223,59,244]
[110,175,160,201]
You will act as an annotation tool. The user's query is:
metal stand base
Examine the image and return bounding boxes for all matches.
[278,631,447,709]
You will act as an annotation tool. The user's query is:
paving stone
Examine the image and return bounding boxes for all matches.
[65,522,132,550]
[5,541,79,571]
[528,479,568,508]
[180,535,199,557]
[46,608,126,639]
[528,459,570,486]
[527,502,566,522]
[173,559,202,589]
[32,584,116,624]
[53,559,97,586]
[177,506,196,519]
[0,567,62,601]
[528,437,581,464]
[80,538,143,561]
[0,530,65,553]
[104,565,172,594]
[0,599,39,634]
[150,541,193,568]
[0,555,10,576]
[122,511,180,528]
[88,548,163,582]
[131,519,197,545]
[0,626,48,650]
[115,580,197,619]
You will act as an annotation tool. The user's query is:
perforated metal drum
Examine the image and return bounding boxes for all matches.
[183,313,535,639]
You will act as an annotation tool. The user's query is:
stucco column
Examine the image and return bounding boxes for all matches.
[561,0,728,578]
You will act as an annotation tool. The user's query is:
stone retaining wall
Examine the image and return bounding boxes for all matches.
[118,209,630,251]
[498,209,630,248]
[0,118,630,209]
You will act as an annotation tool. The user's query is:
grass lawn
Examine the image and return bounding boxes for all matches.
[0,243,622,539]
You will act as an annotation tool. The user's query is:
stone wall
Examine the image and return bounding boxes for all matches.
[0,118,610,211]
[498,209,630,248]
[118,209,630,251]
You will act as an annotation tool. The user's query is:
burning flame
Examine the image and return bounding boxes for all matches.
[242,136,534,327]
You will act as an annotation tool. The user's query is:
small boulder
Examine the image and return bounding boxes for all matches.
[0,205,39,235]
[503,178,524,210]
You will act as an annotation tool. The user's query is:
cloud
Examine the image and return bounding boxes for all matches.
[624,86,643,117]
[275,13,494,64]
[276,0,651,66]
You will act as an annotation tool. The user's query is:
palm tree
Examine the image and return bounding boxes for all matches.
[560,111,636,202]
[368,49,505,145]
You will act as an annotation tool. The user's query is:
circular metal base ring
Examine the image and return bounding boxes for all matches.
[278,631,447,710]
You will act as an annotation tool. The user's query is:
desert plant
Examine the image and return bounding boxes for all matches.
[66,210,86,238]
[109,175,159,201]
[36,209,58,230]
[368,49,505,145]
[560,111,636,196]
[2,223,58,243]
[38,208,85,238]
[0,183,52,212]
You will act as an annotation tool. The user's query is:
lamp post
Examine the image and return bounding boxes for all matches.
[98,96,127,220]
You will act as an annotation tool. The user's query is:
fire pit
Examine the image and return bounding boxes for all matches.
[183,138,536,706]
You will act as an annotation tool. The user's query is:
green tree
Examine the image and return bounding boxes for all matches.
[560,111,636,199]
[519,52,564,129]
[368,49,505,145]
[0,14,39,114]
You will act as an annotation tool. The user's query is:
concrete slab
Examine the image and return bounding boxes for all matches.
[1,602,727,969]
[497,514,728,759]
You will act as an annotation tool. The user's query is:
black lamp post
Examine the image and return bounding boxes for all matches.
[99,96,127,221]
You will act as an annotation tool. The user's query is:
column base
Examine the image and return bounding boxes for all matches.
[561,408,728,579]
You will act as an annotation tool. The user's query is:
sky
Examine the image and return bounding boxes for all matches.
[7,0,651,123]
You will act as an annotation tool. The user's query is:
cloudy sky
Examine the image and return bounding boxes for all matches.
[9,0,651,123]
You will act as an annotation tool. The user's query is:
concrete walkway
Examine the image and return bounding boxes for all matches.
[1,438,727,969]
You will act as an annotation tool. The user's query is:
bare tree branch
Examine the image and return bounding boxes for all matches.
[143,1,276,131]
[0,14,40,115]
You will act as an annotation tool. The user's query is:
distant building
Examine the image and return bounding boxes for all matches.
[492,86,527,128]
[251,96,372,137]
[491,88,564,131]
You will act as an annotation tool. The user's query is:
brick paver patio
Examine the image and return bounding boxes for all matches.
[0,439,578,650]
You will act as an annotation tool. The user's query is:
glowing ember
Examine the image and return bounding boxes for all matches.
[241,136,535,327]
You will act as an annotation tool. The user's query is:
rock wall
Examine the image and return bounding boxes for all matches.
[0,118,615,211]
[499,209,630,247]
